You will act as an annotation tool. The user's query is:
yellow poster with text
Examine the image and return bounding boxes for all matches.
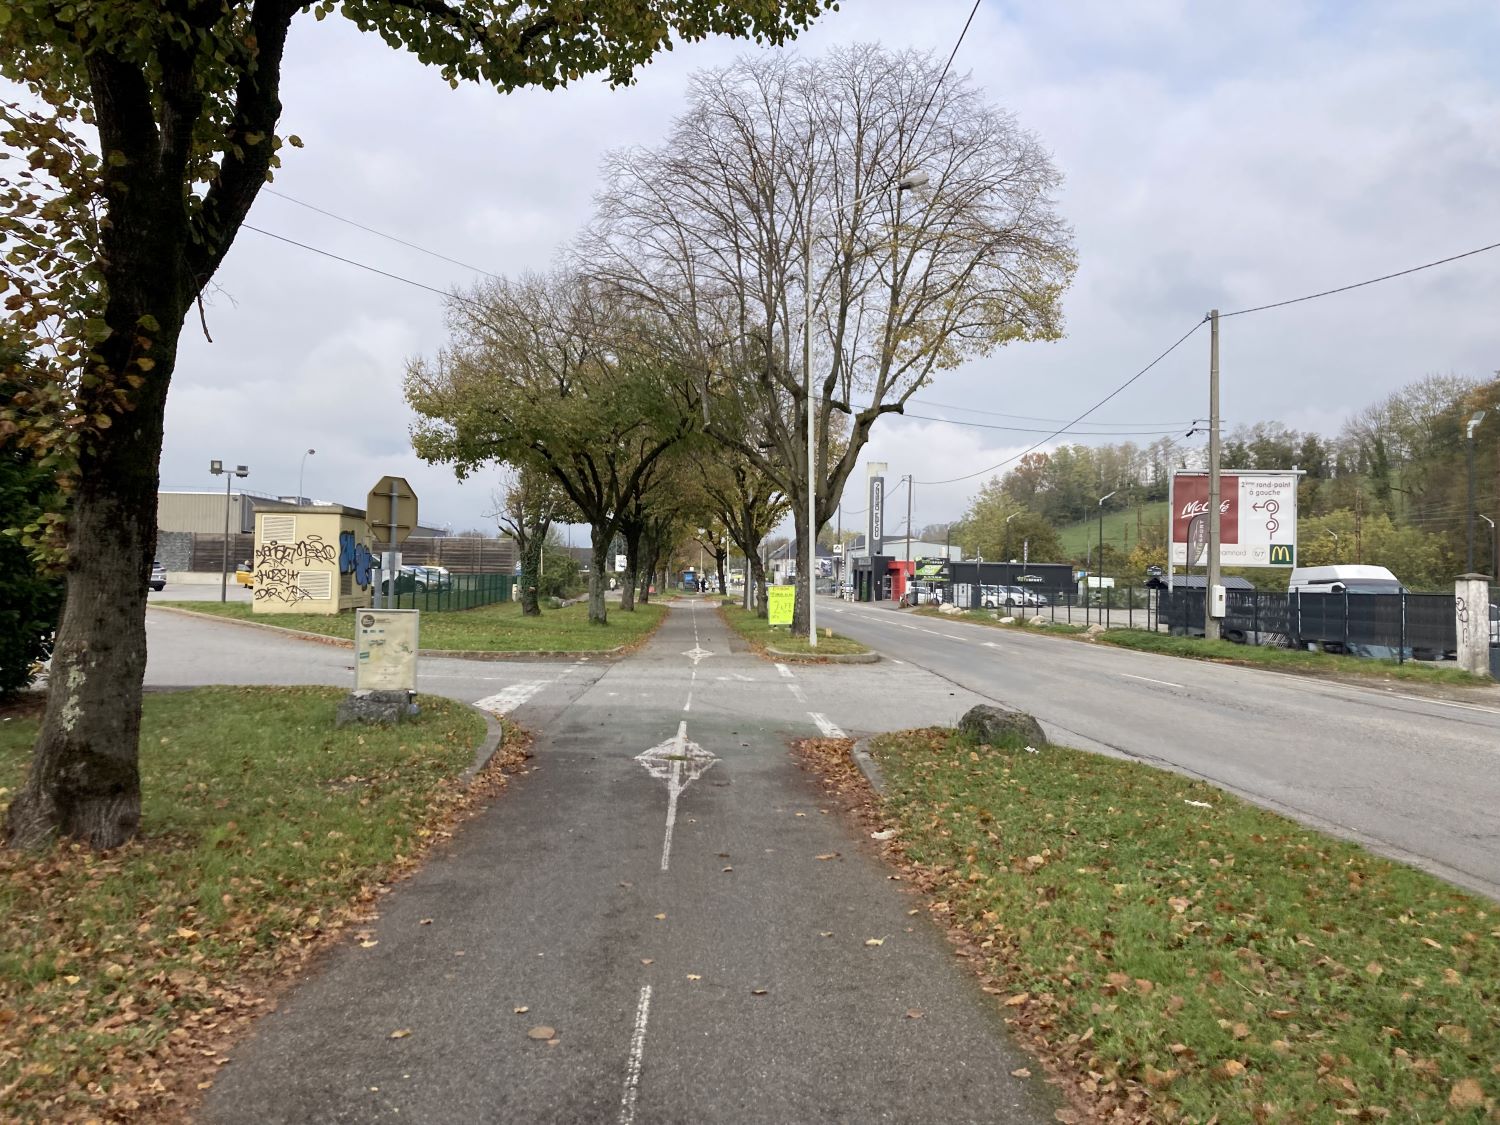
[766,585,795,627]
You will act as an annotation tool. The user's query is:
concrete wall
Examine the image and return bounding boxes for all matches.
[155,530,193,571]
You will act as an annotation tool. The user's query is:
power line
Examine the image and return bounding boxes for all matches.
[910,0,983,140]
[862,407,1188,437]
[1220,239,1500,318]
[906,395,1196,428]
[262,188,502,280]
[242,224,484,308]
[914,319,1208,486]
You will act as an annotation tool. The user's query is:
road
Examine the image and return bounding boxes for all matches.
[155,605,1055,1124]
[822,598,1500,902]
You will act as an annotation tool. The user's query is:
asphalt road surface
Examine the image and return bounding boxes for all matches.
[171,604,1055,1124]
[823,598,1500,902]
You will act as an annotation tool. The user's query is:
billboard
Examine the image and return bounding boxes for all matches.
[1169,470,1299,568]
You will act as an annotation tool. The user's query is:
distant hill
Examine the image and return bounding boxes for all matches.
[1057,500,1169,560]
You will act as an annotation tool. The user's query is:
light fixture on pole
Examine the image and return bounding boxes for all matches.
[803,169,929,648]
[1004,510,1020,562]
[209,460,249,603]
[1097,491,1118,579]
[297,448,316,506]
[1480,514,1496,577]
[1466,410,1486,572]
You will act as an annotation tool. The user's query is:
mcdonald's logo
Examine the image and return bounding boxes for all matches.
[1269,544,1294,566]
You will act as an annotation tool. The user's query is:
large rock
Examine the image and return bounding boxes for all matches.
[336,689,417,728]
[957,704,1046,749]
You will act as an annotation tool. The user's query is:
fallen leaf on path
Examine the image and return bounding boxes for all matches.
[815,853,839,860]
[864,937,886,947]
[751,988,768,996]
[722,866,733,872]
[641,959,654,965]
[1011,1068,1031,1078]
[527,1026,556,1040]
[654,913,667,920]
[905,1009,923,1019]
[389,1029,411,1039]
[687,974,702,981]
[819,931,834,938]
[359,940,378,948]
[871,829,896,841]
[418,918,433,926]
[513,1006,529,1014]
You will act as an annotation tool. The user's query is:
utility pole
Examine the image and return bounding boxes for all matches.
[1465,411,1487,571]
[904,475,913,565]
[1204,310,1223,641]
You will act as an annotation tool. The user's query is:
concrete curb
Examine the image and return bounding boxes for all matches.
[149,605,628,662]
[460,704,507,785]
[765,646,881,665]
[850,736,886,794]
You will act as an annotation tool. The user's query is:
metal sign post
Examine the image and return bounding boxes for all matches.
[365,475,418,610]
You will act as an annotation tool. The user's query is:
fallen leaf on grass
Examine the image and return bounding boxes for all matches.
[871,829,897,841]
[1004,992,1030,1007]
[1011,1068,1031,1078]
[389,1029,411,1039]
[1183,799,1212,808]
[527,1026,556,1040]
[1449,1078,1485,1109]
[1143,1066,1178,1089]
[1218,1059,1246,1079]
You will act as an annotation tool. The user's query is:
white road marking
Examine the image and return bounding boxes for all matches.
[1119,672,1185,689]
[891,658,905,665]
[682,697,692,712]
[636,721,718,872]
[808,712,847,739]
[619,984,653,1125]
[1380,692,1500,717]
[982,642,1002,649]
[776,663,793,679]
[942,633,966,641]
[787,683,807,703]
[472,681,550,715]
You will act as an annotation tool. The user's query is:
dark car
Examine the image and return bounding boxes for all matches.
[149,560,166,592]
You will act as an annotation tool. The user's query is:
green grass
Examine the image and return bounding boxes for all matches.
[159,599,667,653]
[718,604,871,657]
[1058,500,1169,558]
[0,687,488,1121]
[872,726,1499,1123]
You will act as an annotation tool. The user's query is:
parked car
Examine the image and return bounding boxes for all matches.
[413,565,452,590]
[235,560,254,589]
[148,560,166,592]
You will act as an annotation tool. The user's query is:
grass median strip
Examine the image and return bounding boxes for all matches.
[921,608,1488,686]
[0,686,501,1121]
[159,599,666,653]
[718,603,871,657]
[865,726,1499,1122]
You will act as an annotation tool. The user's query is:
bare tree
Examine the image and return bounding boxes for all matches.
[490,463,571,616]
[582,44,1074,634]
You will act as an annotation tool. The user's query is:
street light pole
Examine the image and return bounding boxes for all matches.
[1098,490,1117,583]
[209,460,249,603]
[1480,514,1497,577]
[297,448,316,506]
[1205,309,1223,642]
[1004,510,1019,561]
[802,169,928,648]
[1466,411,1487,572]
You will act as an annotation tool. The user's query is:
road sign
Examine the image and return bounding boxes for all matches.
[767,585,795,626]
[365,475,418,546]
[354,609,419,691]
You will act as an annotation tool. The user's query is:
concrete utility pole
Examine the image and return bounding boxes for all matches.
[904,475,913,565]
[1466,411,1487,572]
[1205,309,1223,642]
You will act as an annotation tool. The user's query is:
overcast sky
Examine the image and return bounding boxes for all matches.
[159,0,1500,538]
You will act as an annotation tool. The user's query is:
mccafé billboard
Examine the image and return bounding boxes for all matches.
[1168,470,1300,568]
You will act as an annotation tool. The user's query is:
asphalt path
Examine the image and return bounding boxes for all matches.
[822,598,1500,902]
[186,603,1055,1124]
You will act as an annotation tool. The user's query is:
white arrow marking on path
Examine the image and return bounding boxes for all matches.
[636,721,719,871]
[473,680,551,715]
[682,645,714,665]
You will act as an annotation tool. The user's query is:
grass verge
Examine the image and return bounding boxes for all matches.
[718,603,871,657]
[158,599,666,653]
[0,686,505,1122]
[916,608,1489,687]
[854,726,1499,1122]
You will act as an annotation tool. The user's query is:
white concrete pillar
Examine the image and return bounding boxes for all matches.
[1454,573,1492,678]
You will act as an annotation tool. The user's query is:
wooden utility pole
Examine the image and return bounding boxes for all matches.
[1205,310,1223,641]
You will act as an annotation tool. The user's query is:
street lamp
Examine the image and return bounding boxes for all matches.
[209,460,249,603]
[1466,410,1486,572]
[1480,514,1497,577]
[803,169,929,648]
[1004,510,1020,562]
[297,448,316,506]
[1097,491,1117,577]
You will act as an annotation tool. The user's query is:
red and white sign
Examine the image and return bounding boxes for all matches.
[1169,470,1298,567]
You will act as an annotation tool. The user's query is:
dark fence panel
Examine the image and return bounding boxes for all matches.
[381,572,515,612]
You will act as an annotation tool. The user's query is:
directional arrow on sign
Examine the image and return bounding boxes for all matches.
[636,721,718,872]
[681,645,714,665]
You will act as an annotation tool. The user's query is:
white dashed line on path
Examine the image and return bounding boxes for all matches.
[808,712,847,739]
[618,984,653,1125]
[473,681,551,715]
[776,663,794,679]
[787,683,807,704]
[1119,672,1185,689]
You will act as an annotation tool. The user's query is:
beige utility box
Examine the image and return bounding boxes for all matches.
[250,504,374,615]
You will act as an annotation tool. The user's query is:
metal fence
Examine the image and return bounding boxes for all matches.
[378,572,514,612]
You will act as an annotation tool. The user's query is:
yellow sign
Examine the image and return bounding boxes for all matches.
[766,585,796,626]
[1268,544,1295,566]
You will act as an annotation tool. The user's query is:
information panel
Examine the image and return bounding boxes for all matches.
[1169,470,1300,568]
[355,609,420,691]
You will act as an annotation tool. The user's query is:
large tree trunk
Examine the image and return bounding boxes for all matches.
[638,546,656,604]
[620,522,641,612]
[715,550,727,601]
[588,525,610,625]
[5,334,177,850]
[750,551,769,619]
[518,527,544,616]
